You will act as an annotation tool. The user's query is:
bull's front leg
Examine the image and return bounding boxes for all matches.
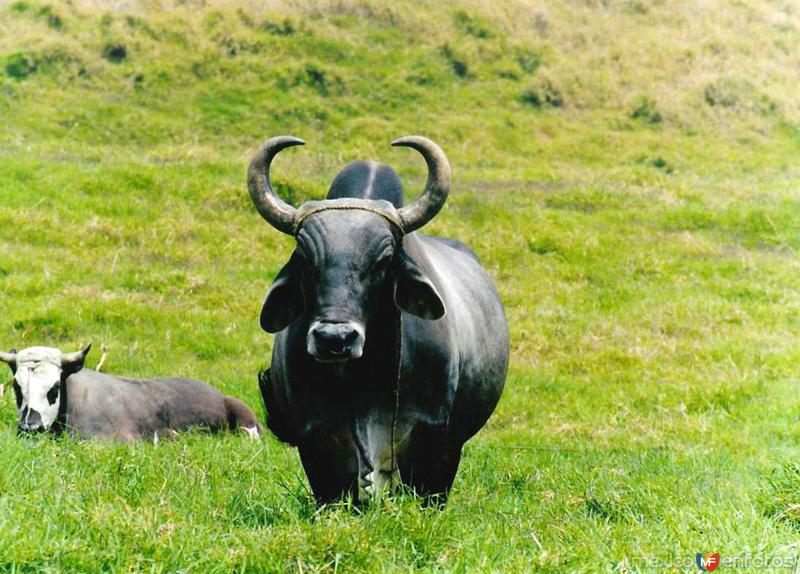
[398,422,463,506]
[297,425,360,504]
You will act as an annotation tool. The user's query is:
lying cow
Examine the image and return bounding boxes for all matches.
[0,344,261,440]
[249,135,509,504]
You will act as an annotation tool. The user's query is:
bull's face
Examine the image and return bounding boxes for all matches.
[260,209,445,362]
[0,345,90,433]
[248,135,452,363]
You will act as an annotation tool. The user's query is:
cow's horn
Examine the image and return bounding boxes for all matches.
[61,343,92,367]
[0,350,16,365]
[247,136,305,235]
[392,136,451,233]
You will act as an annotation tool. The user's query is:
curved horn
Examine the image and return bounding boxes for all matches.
[392,136,451,233]
[247,136,305,235]
[0,350,16,365]
[61,343,92,367]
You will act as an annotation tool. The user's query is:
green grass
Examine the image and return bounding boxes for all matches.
[1,0,800,571]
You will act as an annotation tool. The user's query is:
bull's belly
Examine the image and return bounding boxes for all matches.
[66,410,227,442]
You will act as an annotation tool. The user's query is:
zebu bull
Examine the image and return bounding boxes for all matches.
[0,345,261,440]
[250,135,509,504]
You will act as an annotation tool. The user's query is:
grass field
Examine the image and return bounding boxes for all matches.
[1,0,800,571]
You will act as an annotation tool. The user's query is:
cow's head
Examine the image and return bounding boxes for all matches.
[248,136,450,363]
[0,344,91,433]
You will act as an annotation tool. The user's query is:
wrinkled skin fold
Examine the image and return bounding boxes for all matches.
[251,137,509,504]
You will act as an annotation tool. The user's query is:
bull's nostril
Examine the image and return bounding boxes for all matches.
[21,408,43,431]
[311,323,361,357]
[315,330,347,349]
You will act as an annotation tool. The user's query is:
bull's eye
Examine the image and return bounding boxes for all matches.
[373,253,394,273]
[46,383,60,406]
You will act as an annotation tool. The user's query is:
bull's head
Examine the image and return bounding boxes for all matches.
[0,344,90,433]
[249,136,449,362]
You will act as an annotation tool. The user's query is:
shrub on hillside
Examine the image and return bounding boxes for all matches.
[4,44,86,80]
[260,17,297,36]
[5,52,36,79]
[629,96,662,124]
[453,10,495,40]
[520,79,563,108]
[704,77,776,114]
[441,44,469,78]
[103,43,127,63]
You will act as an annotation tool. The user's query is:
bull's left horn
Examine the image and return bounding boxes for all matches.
[247,136,305,235]
[392,136,451,233]
[0,350,16,365]
[61,343,92,368]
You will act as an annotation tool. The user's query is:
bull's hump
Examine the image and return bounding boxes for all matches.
[327,161,404,207]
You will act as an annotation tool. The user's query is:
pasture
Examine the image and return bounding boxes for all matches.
[1,0,800,571]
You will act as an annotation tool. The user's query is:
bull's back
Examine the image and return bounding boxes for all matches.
[66,370,227,440]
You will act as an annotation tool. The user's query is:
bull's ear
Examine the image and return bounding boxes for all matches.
[394,250,445,320]
[260,253,305,333]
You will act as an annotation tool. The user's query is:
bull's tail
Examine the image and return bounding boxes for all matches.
[223,396,262,438]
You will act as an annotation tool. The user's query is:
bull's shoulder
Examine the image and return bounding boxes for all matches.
[66,369,130,396]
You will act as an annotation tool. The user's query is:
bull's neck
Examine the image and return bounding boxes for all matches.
[50,371,74,435]
[362,300,402,370]
[52,369,94,435]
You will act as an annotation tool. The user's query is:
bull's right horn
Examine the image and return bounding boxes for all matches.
[392,136,451,233]
[61,343,92,368]
[0,350,16,365]
[247,136,305,235]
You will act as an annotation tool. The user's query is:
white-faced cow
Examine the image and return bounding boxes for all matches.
[0,345,261,441]
[249,135,509,504]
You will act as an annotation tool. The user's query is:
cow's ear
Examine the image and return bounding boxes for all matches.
[260,253,305,333]
[394,250,445,320]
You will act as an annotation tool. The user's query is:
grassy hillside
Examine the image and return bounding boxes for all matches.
[1,0,800,572]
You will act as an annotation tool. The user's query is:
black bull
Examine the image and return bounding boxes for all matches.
[251,136,509,503]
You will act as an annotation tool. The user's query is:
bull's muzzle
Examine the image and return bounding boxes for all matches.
[307,320,365,362]
[18,408,45,434]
